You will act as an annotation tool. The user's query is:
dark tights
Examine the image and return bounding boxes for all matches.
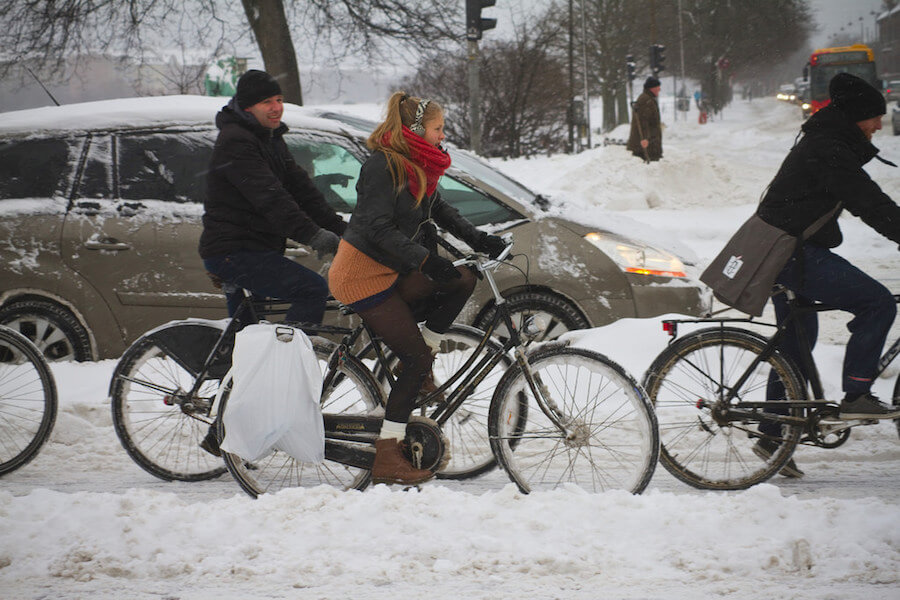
[357,268,476,422]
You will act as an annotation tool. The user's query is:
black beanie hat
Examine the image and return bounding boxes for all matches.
[235,70,283,110]
[829,73,885,122]
[644,76,661,90]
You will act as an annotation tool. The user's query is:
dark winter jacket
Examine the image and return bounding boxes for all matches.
[626,91,662,160]
[199,99,346,259]
[342,150,483,274]
[757,104,900,248]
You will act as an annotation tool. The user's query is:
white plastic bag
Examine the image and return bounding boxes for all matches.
[219,323,324,463]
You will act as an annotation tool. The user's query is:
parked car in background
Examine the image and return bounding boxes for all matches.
[0,96,707,361]
[885,79,900,103]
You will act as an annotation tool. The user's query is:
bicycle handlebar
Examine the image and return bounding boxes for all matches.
[451,232,514,272]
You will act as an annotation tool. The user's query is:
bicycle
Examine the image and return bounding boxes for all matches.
[641,287,900,490]
[0,324,58,476]
[217,239,659,496]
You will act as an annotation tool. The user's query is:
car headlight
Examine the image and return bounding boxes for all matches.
[801,103,810,110]
[584,232,687,278]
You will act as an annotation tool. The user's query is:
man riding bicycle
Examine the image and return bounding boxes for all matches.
[198,70,347,455]
[755,73,900,476]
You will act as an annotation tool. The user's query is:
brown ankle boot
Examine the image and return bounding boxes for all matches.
[371,438,434,485]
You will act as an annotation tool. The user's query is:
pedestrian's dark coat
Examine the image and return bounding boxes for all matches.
[757,104,900,248]
[627,91,662,161]
[199,100,346,259]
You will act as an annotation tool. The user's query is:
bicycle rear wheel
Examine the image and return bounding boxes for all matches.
[489,346,658,494]
[221,340,383,497]
[110,321,229,481]
[0,325,58,475]
[642,327,805,490]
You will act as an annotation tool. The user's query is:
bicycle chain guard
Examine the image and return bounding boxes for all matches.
[403,415,450,473]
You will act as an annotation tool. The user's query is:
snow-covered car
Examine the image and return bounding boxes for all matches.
[0,96,707,361]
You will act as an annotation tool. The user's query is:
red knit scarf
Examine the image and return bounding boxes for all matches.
[382,126,452,199]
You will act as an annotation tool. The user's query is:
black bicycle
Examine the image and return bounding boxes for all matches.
[217,240,659,497]
[110,238,659,496]
[0,324,58,475]
[642,288,900,490]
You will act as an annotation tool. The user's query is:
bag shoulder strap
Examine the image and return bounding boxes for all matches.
[800,202,842,241]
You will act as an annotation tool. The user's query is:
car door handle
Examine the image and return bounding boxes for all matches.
[84,238,132,251]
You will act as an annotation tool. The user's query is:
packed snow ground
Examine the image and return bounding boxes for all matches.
[2,97,899,599]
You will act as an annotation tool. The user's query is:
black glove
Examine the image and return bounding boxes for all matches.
[308,229,340,259]
[421,253,462,282]
[475,232,507,259]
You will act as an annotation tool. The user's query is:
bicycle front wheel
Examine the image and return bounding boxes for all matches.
[110,322,229,481]
[221,340,383,497]
[0,325,58,475]
[489,346,658,494]
[642,327,805,490]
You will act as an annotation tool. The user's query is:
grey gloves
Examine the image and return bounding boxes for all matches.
[308,228,340,259]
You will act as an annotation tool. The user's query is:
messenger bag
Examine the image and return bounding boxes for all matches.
[700,203,841,317]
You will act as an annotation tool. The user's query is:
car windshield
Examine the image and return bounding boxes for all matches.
[310,109,539,207]
[448,150,537,206]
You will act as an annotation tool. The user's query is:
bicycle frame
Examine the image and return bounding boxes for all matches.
[660,290,900,432]
[318,238,572,462]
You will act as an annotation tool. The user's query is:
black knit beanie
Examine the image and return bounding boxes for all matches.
[829,73,885,122]
[235,70,283,110]
[644,76,661,90]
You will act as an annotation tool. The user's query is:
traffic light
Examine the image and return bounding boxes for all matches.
[466,0,497,41]
[650,44,666,74]
[626,54,636,82]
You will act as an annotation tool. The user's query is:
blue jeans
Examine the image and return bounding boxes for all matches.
[203,250,329,325]
[762,245,895,435]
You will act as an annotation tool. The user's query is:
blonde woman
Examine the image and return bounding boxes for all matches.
[329,92,506,485]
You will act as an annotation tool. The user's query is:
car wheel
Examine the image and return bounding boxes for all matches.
[473,290,590,344]
[0,300,93,362]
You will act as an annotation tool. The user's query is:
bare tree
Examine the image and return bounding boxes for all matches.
[403,17,569,157]
[0,0,461,104]
[571,0,813,123]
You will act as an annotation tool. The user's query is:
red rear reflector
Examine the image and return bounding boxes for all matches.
[662,321,677,337]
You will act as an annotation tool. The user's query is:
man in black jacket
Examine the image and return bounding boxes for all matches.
[200,70,347,326]
[755,73,900,472]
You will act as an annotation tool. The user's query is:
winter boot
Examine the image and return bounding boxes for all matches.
[371,438,435,485]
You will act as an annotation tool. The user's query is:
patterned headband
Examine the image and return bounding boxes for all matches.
[409,99,431,135]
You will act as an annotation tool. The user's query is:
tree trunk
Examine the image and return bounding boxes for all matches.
[616,85,629,126]
[602,86,617,133]
[241,0,303,105]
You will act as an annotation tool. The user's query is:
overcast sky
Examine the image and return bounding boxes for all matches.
[809,0,886,47]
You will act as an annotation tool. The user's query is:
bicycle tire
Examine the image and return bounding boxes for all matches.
[892,372,900,439]
[474,290,590,344]
[488,345,659,494]
[110,321,230,481]
[367,323,517,480]
[221,339,384,497]
[642,327,806,490]
[0,325,58,475]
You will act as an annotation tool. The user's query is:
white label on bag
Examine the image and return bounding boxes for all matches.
[723,255,743,279]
